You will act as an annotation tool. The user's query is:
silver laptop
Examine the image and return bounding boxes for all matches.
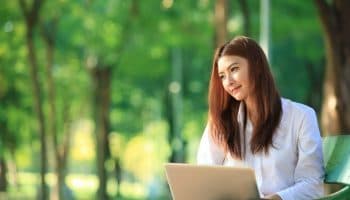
[165,163,260,200]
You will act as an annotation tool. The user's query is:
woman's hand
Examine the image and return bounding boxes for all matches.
[263,194,282,200]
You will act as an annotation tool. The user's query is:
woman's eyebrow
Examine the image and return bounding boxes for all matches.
[228,62,239,68]
[218,62,239,74]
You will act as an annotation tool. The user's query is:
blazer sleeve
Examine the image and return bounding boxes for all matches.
[197,124,226,165]
[277,108,325,200]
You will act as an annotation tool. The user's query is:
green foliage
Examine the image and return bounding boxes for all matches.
[0,3,33,156]
[1,0,326,199]
[270,0,324,110]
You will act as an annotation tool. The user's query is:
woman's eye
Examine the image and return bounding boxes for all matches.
[219,75,225,80]
[231,66,239,72]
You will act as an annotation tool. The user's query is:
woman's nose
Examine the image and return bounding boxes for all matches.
[225,74,234,86]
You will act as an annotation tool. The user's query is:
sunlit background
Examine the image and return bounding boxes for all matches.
[1,0,349,199]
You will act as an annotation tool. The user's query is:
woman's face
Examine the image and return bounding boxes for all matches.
[217,55,252,102]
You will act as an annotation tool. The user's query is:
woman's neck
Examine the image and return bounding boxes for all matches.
[244,97,258,125]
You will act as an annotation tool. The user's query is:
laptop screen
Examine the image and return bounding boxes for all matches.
[165,163,260,200]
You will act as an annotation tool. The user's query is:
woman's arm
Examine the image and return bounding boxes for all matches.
[197,124,226,165]
[276,108,325,200]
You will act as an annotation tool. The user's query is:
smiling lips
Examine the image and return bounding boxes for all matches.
[230,85,241,95]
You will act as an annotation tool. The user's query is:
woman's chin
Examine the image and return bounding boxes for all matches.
[230,94,243,101]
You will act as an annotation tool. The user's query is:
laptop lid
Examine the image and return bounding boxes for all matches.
[165,163,260,200]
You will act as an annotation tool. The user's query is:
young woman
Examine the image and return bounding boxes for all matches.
[197,36,324,200]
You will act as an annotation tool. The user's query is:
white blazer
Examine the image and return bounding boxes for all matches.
[197,98,325,200]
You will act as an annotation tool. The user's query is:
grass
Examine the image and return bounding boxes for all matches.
[5,172,171,200]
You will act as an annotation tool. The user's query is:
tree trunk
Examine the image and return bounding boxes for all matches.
[9,148,19,188]
[305,61,324,113]
[166,48,186,163]
[114,158,122,197]
[238,0,251,36]
[0,158,7,200]
[49,104,72,200]
[259,0,270,60]
[215,0,228,47]
[91,66,112,200]
[18,1,48,199]
[41,17,70,200]
[42,18,59,200]
[53,102,72,200]
[0,158,7,192]
[314,0,350,135]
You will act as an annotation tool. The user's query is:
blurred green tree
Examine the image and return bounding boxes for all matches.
[18,0,48,198]
[314,0,350,135]
[0,0,335,199]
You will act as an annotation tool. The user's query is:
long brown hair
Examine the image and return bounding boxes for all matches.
[208,36,282,159]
